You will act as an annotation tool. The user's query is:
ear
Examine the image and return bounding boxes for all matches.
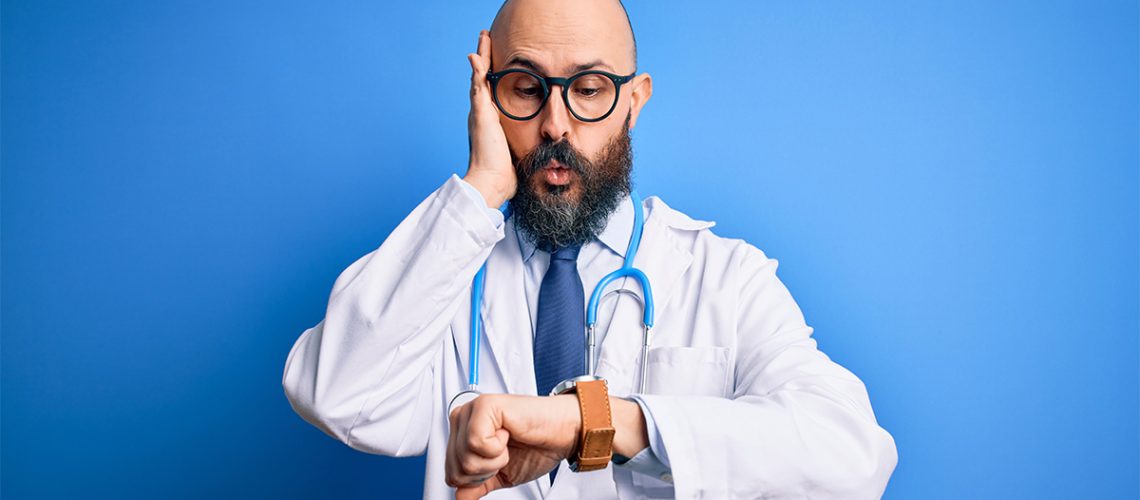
[627,72,653,129]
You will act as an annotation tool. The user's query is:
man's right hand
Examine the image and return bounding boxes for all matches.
[464,29,516,209]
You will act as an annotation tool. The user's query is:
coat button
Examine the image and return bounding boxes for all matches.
[659,472,673,483]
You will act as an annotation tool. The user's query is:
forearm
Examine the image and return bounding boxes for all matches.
[636,379,897,498]
[283,174,505,453]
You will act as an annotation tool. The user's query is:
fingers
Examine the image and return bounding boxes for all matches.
[468,31,495,131]
[453,447,510,488]
[446,405,476,486]
[475,29,490,73]
[464,27,516,208]
[450,396,507,458]
[446,397,510,489]
[468,30,491,100]
[478,29,491,69]
[464,398,508,458]
[455,476,504,500]
[451,407,482,484]
[468,53,482,94]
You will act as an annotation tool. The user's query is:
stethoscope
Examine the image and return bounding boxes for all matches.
[448,191,655,413]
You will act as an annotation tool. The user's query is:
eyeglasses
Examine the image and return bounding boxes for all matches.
[486,68,637,122]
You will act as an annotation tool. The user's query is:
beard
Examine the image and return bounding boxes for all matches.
[509,113,633,251]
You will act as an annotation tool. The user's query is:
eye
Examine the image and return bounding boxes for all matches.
[513,85,542,99]
[574,87,602,98]
[570,74,611,100]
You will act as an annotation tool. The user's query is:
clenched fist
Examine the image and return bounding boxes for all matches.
[445,394,579,499]
[444,392,650,498]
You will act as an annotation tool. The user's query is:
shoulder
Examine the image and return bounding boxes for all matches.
[643,195,776,271]
[644,196,717,232]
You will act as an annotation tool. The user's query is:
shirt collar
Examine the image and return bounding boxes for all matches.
[515,193,635,262]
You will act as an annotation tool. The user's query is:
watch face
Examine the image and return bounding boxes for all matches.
[550,374,606,396]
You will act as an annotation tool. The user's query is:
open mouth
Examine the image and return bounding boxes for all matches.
[541,160,574,186]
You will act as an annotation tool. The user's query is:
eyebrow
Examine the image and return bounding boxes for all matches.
[503,56,616,75]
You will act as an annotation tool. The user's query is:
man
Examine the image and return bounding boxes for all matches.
[282,0,898,498]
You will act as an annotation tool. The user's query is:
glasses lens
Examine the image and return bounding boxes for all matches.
[568,74,618,120]
[496,72,546,118]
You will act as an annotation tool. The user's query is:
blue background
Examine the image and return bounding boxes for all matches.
[3,1,1137,498]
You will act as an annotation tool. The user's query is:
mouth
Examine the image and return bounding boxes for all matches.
[540,160,574,186]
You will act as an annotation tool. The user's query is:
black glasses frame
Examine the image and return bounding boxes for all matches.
[486,68,637,122]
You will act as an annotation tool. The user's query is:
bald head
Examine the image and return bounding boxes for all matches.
[480,0,654,249]
[489,0,637,75]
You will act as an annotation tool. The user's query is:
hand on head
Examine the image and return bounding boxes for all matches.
[464,30,517,209]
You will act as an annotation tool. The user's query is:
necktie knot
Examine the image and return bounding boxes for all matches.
[551,244,581,262]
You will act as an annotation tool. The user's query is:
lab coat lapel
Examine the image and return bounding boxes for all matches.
[479,218,538,396]
[595,204,693,396]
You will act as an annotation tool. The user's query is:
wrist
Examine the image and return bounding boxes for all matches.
[463,170,512,208]
[554,379,618,472]
[609,396,649,458]
[566,394,583,436]
[548,394,582,459]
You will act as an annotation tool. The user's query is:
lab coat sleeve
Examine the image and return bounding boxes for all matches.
[282,174,505,456]
[457,176,506,228]
[633,245,898,499]
[614,396,672,478]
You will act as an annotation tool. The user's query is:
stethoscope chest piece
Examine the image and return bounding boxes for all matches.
[448,390,481,414]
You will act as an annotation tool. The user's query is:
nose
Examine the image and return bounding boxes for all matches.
[538,86,573,142]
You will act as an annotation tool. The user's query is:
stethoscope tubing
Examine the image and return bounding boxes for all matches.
[465,191,654,394]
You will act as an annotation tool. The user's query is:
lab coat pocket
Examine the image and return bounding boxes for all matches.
[630,471,676,499]
[642,346,731,398]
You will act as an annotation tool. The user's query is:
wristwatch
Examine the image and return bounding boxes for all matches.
[551,375,615,472]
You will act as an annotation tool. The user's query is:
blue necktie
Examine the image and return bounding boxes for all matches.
[533,244,585,485]
[533,244,585,397]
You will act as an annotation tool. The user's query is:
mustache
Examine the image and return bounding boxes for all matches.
[516,140,588,177]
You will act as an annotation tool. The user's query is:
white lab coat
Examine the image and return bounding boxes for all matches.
[282,175,898,499]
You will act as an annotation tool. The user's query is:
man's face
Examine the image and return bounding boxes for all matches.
[489,0,652,249]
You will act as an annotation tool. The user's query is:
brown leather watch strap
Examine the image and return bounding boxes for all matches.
[570,379,615,472]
